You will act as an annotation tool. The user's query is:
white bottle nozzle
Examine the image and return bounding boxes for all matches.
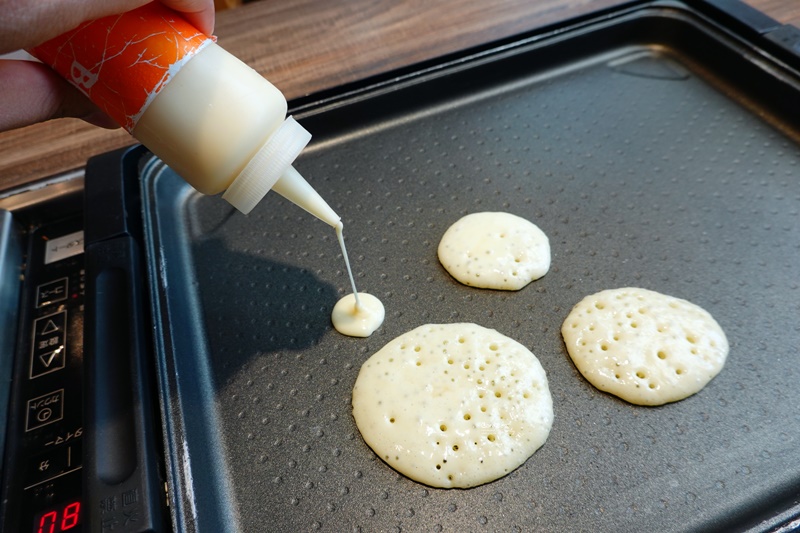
[272,166,341,227]
[222,116,340,225]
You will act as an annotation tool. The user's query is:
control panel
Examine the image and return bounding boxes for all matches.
[1,218,86,532]
[3,147,168,532]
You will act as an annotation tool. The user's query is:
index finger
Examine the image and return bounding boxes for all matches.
[161,0,215,36]
[0,0,215,54]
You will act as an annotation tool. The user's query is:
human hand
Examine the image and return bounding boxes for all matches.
[0,0,215,132]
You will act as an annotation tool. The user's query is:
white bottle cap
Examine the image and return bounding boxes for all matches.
[222,116,311,215]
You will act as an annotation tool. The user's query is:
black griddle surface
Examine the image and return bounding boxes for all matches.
[141,4,800,532]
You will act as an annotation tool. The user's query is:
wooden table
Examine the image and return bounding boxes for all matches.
[1,0,798,191]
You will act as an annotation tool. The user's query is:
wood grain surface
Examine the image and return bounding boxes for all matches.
[1,0,798,191]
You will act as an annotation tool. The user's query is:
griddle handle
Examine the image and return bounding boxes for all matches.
[93,266,136,483]
[84,234,167,532]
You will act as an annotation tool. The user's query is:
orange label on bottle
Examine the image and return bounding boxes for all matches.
[29,2,212,132]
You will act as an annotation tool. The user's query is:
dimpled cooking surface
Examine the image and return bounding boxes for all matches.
[146,13,800,533]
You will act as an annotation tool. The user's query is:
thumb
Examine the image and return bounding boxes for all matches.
[0,59,119,132]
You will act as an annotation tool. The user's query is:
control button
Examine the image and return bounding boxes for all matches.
[25,440,82,489]
[36,277,69,308]
[26,389,65,432]
[30,311,67,379]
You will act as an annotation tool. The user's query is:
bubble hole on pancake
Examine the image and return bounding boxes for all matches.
[352,323,554,488]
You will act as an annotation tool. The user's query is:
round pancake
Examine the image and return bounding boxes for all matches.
[331,292,385,337]
[437,212,550,290]
[562,287,729,406]
[352,323,553,488]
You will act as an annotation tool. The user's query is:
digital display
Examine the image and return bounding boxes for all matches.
[33,500,81,533]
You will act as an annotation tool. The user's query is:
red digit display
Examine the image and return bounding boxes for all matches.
[37,511,57,533]
[61,502,80,529]
[34,501,81,533]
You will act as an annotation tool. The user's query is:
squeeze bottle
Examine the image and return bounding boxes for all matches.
[28,2,340,225]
